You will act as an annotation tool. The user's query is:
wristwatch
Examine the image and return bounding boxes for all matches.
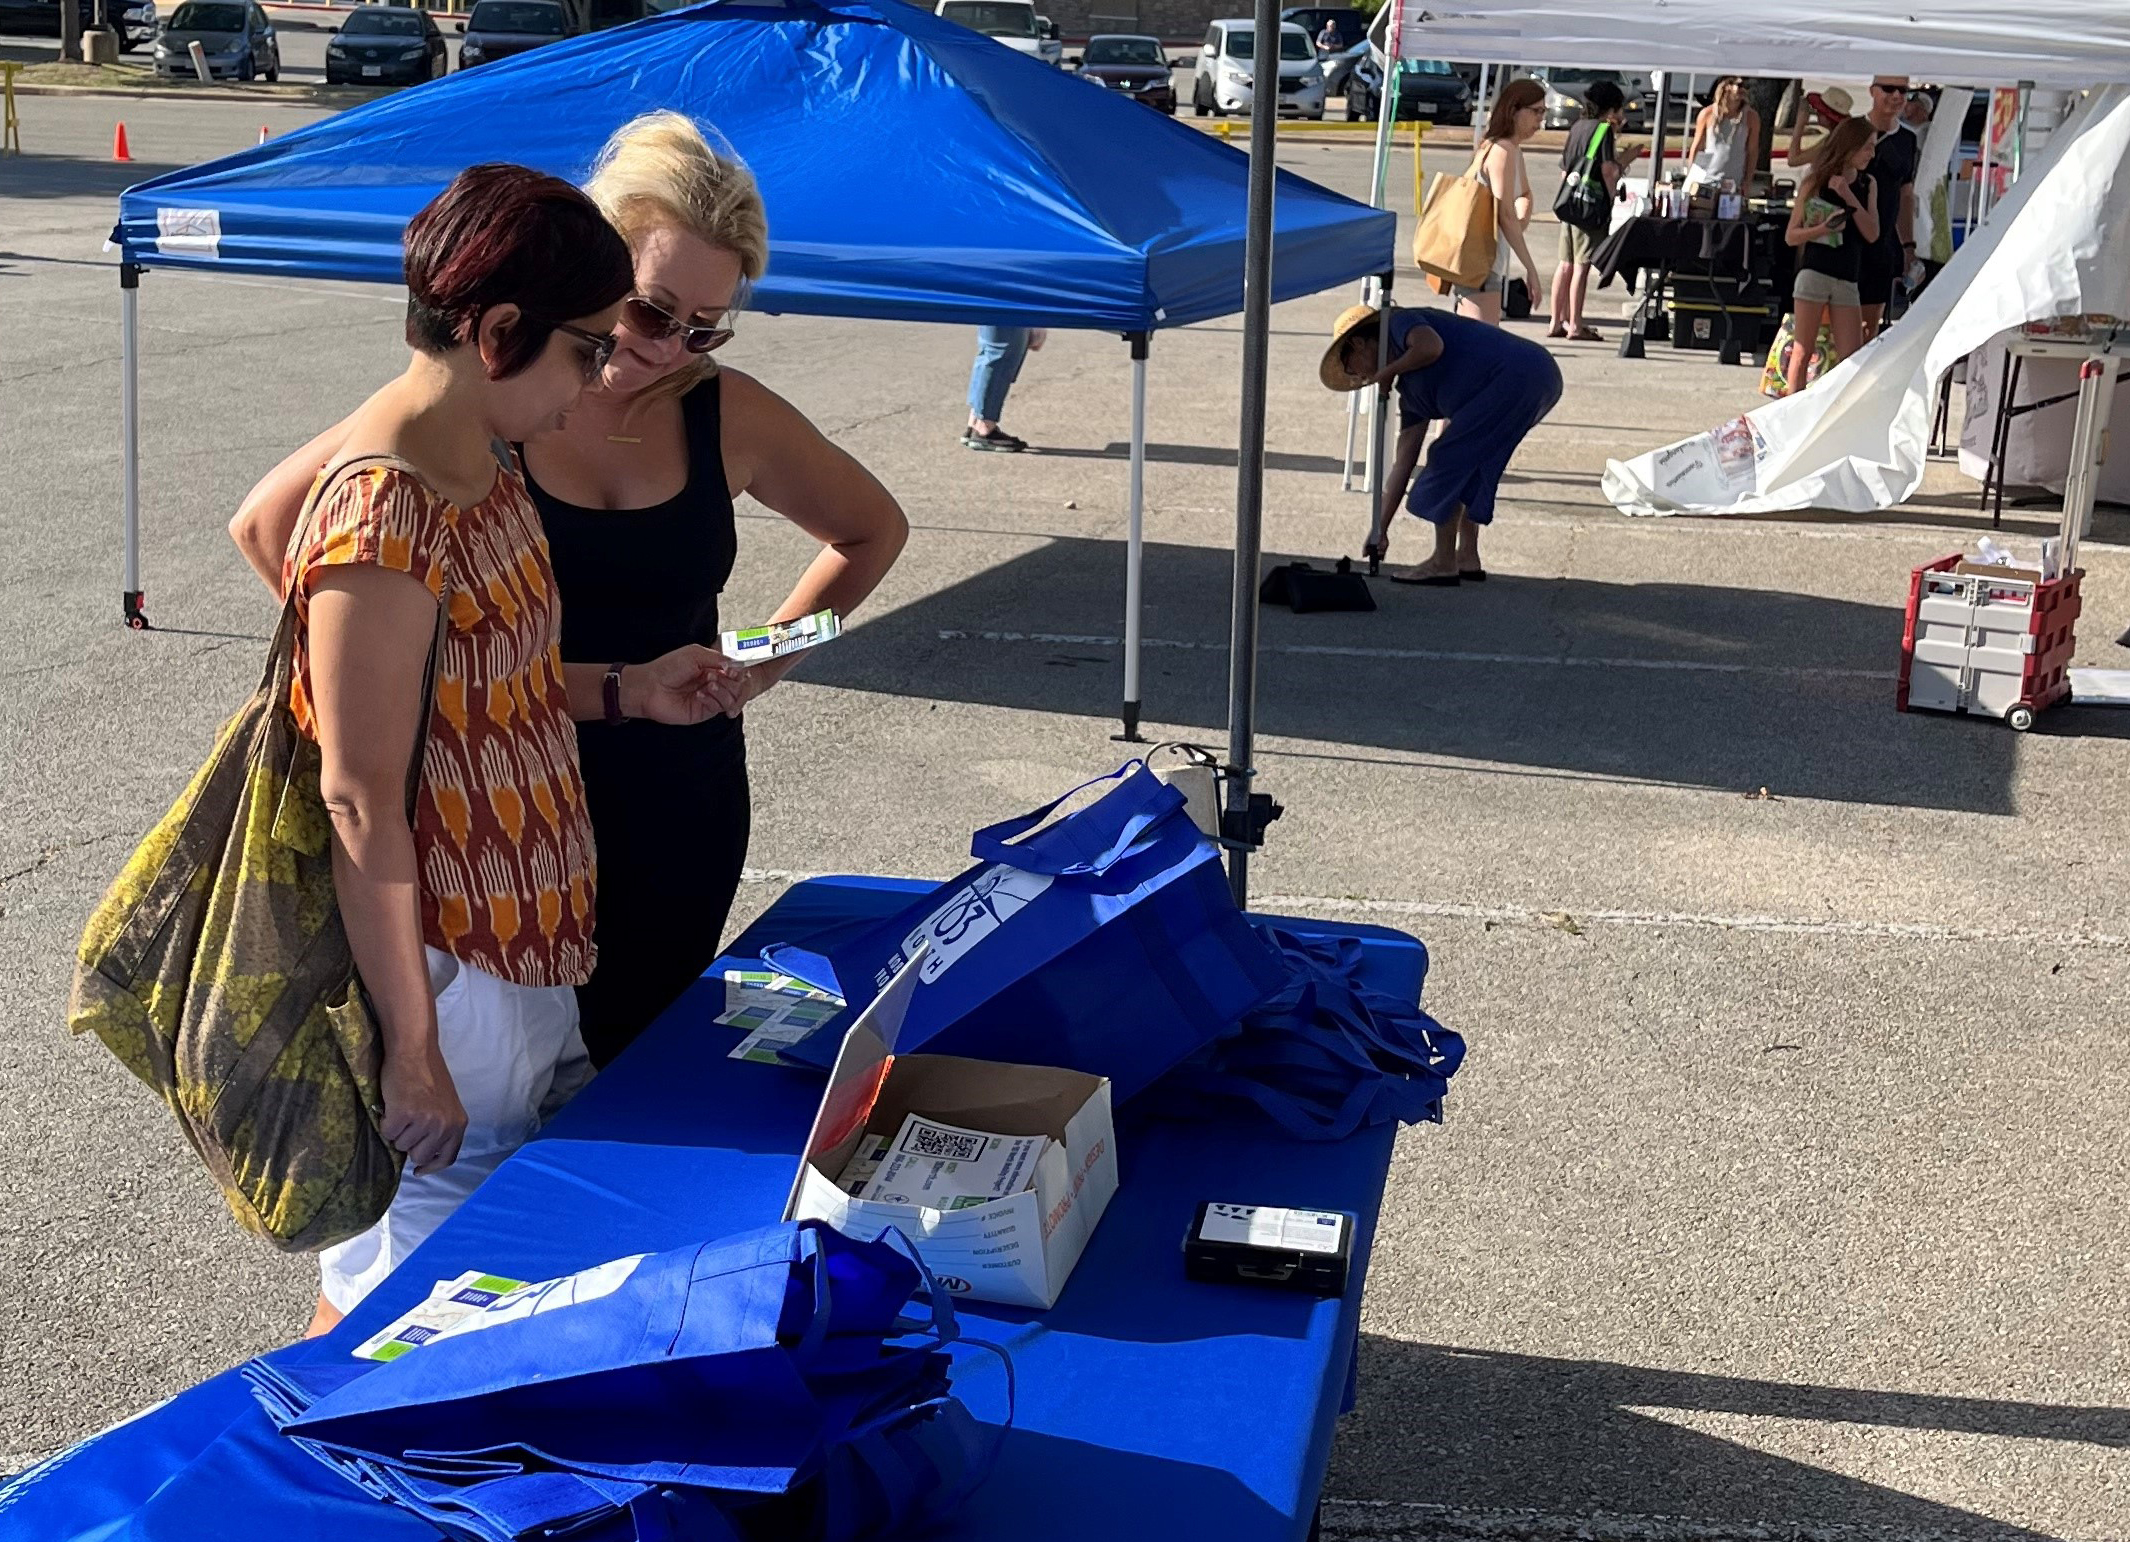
[601,662,630,726]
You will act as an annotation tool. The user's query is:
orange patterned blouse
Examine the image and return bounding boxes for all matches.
[286,459,597,990]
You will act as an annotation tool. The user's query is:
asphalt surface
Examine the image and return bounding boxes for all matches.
[5,94,2129,1541]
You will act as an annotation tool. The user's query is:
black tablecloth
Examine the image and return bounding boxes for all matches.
[1592,213,1792,301]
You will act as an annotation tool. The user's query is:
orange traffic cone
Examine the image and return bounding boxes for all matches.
[111,121,132,162]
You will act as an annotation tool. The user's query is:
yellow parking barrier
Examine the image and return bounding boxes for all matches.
[3,62,21,155]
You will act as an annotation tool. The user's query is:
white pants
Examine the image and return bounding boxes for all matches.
[319,947,593,1313]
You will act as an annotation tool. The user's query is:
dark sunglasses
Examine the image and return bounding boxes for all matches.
[553,322,618,382]
[1872,82,1909,97]
[622,294,735,354]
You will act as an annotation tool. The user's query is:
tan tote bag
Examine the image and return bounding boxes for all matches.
[1414,142,1499,290]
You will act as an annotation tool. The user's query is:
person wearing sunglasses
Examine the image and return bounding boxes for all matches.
[232,114,908,1073]
[274,164,645,1335]
[1858,76,1919,338]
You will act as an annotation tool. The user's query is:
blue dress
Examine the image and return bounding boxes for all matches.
[1387,307,1563,527]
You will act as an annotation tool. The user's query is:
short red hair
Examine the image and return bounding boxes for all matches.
[402,163,633,378]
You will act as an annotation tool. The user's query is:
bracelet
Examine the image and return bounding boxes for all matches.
[602,662,630,726]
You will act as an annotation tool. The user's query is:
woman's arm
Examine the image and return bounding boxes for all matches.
[1685,107,1710,168]
[1786,188,1832,247]
[723,370,910,697]
[1491,144,1541,280]
[306,564,465,1177]
[1743,108,1762,187]
[230,417,354,594]
[1377,421,1427,536]
[1853,176,1881,245]
[1370,324,1444,384]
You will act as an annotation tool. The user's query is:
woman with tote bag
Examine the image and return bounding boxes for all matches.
[1416,78,1546,324]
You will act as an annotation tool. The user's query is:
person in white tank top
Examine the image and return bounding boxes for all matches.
[1685,76,1760,189]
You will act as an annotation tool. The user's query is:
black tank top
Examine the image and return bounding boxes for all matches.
[1797,169,1874,284]
[521,375,739,686]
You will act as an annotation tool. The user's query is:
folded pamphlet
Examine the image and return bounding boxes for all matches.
[720,609,841,665]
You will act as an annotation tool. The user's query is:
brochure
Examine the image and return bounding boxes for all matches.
[351,1255,646,1362]
[718,967,845,1065]
[720,609,841,665]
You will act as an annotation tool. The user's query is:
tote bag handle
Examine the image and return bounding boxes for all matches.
[967,761,1186,877]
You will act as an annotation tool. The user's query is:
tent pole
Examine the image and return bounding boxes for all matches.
[1368,265,1393,557]
[1347,30,1403,494]
[121,261,146,631]
[1223,0,1281,908]
[1117,331,1150,743]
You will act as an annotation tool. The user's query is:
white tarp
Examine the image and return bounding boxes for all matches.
[1601,86,2130,517]
[1399,0,2130,86]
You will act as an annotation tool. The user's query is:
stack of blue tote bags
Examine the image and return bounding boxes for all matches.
[243,1222,1004,1542]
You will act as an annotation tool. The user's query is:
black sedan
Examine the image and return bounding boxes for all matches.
[1071,33,1174,113]
[1344,53,1471,124]
[151,0,278,79]
[0,0,157,50]
[455,0,569,69]
[325,4,447,86]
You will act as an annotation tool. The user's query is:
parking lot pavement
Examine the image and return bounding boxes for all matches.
[5,92,2129,1541]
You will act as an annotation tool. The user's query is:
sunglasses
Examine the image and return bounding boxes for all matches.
[1872,83,1909,97]
[622,294,736,354]
[554,322,618,383]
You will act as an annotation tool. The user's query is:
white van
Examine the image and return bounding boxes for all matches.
[1191,18,1325,119]
[936,0,1063,66]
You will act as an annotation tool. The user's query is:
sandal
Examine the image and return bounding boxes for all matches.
[1389,567,1460,587]
[1545,323,1568,340]
[1569,326,1604,342]
[964,426,1027,452]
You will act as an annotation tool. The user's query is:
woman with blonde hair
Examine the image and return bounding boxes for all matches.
[1451,76,1546,325]
[1685,75,1760,189]
[234,112,909,1069]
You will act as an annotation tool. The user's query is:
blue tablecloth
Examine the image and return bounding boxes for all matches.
[0,876,1426,1542]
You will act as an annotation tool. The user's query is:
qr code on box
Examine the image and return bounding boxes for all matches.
[904,1125,988,1162]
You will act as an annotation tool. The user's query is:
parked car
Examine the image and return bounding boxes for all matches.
[455,0,569,67]
[934,0,1061,66]
[0,0,156,50]
[151,0,277,78]
[325,3,447,85]
[1070,32,1175,113]
[1191,18,1324,119]
[1344,52,1470,123]
[1532,66,1633,130]
[1281,7,1366,94]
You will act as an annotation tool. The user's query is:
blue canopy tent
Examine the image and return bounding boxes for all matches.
[111,0,1394,888]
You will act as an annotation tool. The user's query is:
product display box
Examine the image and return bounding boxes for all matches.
[783,944,1118,1310]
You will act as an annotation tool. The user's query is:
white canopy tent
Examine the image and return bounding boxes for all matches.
[1396,0,2130,85]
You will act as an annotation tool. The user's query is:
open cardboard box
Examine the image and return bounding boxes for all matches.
[783,942,1118,1310]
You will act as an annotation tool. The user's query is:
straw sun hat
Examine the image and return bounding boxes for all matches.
[1794,85,1857,154]
[1320,303,1381,392]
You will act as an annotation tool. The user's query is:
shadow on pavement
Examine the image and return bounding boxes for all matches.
[0,153,191,202]
[1331,1338,2118,1540]
[812,534,2028,814]
[1038,440,1351,475]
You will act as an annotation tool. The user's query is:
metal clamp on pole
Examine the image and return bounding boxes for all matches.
[1217,770,1284,855]
[1148,742,1282,856]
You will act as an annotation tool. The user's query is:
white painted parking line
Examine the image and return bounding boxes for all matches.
[935,629,1894,681]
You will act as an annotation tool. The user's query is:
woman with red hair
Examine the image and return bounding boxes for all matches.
[286,165,728,1334]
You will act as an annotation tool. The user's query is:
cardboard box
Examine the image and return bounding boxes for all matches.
[783,943,1118,1310]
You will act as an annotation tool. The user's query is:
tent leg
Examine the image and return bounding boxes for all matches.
[1224,0,1282,909]
[1342,390,1361,490]
[1346,48,1401,497]
[121,261,147,631]
[1365,267,1393,567]
[1117,333,1150,743]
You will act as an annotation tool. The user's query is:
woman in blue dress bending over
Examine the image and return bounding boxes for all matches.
[1325,304,1561,586]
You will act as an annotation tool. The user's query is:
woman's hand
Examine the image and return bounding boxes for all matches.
[380,1035,467,1177]
[623,644,756,724]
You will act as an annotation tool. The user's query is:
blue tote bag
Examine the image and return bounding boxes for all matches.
[766,763,1287,1103]
[242,1221,1001,1542]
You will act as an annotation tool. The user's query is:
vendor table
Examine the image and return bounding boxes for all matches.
[1969,324,2130,529]
[1592,213,1791,365]
[0,876,1428,1542]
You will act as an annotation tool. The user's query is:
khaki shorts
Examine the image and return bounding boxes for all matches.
[1792,268,1861,308]
[1557,221,1600,265]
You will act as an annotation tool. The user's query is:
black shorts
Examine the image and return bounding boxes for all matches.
[1857,248,1898,308]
